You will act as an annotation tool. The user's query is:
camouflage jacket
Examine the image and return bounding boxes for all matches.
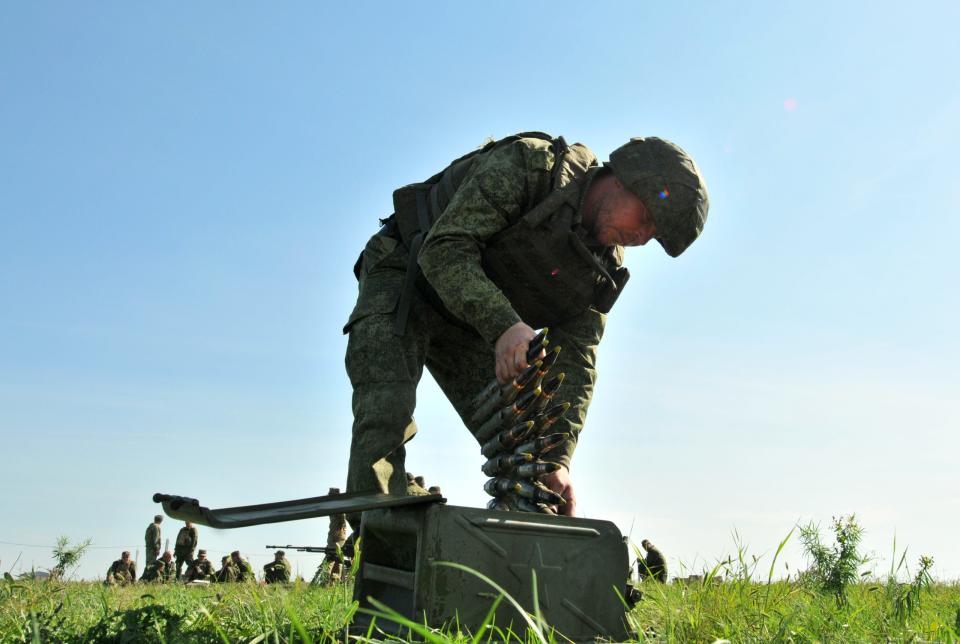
[140,559,172,583]
[174,526,198,556]
[233,559,254,582]
[263,558,292,583]
[145,523,161,551]
[185,559,216,582]
[105,560,136,585]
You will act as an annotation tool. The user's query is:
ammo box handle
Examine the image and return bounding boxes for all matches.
[471,518,600,537]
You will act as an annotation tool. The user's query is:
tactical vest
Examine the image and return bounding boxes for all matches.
[392,132,630,334]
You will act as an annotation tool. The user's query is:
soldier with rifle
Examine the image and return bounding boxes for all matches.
[344,132,709,518]
[141,550,174,583]
[184,549,216,582]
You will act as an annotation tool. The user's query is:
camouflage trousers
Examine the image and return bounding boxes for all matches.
[344,228,604,509]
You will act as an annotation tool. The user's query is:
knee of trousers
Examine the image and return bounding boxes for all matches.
[350,382,418,448]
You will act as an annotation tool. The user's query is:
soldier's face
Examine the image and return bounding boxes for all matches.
[591,178,656,247]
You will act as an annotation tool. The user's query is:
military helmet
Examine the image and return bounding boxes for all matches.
[607,137,709,257]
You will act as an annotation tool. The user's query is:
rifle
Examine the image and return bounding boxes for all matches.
[265,544,352,561]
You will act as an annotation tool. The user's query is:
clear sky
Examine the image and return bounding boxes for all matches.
[1,2,958,582]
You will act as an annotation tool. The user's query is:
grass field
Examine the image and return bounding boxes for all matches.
[2,575,959,643]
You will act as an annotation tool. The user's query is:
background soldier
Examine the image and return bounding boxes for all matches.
[230,550,254,582]
[344,133,708,520]
[215,555,236,583]
[185,549,216,582]
[141,550,174,583]
[316,487,349,584]
[427,485,442,495]
[105,551,136,586]
[144,514,162,566]
[639,539,668,583]
[263,550,292,584]
[173,521,199,579]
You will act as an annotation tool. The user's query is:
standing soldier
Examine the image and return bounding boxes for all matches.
[230,550,254,582]
[144,515,163,567]
[638,539,668,583]
[184,549,216,582]
[141,551,174,583]
[263,550,292,584]
[104,551,137,586]
[173,521,199,579]
[316,487,349,584]
[343,133,709,519]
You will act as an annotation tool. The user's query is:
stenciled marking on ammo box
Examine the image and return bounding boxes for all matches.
[507,542,563,609]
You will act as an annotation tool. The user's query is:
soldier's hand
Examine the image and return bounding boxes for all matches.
[494,322,544,384]
[541,465,576,517]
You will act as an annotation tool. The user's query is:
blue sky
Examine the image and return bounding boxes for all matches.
[1,2,957,581]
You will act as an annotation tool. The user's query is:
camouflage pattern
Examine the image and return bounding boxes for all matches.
[215,557,237,583]
[345,137,607,500]
[607,137,709,258]
[263,555,292,584]
[231,553,254,582]
[140,557,172,583]
[185,557,216,582]
[144,520,161,564]
[174,525,199,578]
[105,557,136,586]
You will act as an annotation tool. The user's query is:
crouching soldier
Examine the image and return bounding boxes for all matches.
[263,550,292,584]
[185,549,216,582]
[141,551,174,583]
[215,555,237,583]
[231,550,255,582]
[105,551,136,586]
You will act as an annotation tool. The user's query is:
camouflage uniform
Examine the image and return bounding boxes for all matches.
[144,520,161,566]
[215,557,237,583]
[105,557,136,586]
[263,554,292,584]
[140,558,172,583]
[231,554,254,582]
[320,487,349,583]
[345,136,605,500]
[639,542,668,583]
[173,525,199,578]
[185,551,216,582]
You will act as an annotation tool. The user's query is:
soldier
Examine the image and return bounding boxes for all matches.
[231,550,254,582]
[173,521,199,579]
[215,555,237,583]
[316,487,349,584]
[184,549,216,582]
[344,132,709,519]
[104,551,137,586]
[428,485,442,495]
[141,551,174,583]
[144,514,162,567]
[638,539,668,583]
[263,550,292,584]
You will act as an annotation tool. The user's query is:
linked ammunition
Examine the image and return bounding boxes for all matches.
[530,403,571,436]
[480,421,535,458]
[481,453,533,477]
[515,480,565,505]
[530,373,565,414]
[512,461,562,478]
[475,386,541,442]
[483,477,521,497]
[486,496,517,511]
[470,328,549,407]
[515,496,556,515]
[513,433,569,458]
[470,360,542,424]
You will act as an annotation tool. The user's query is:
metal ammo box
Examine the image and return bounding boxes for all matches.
[154,491,632,641]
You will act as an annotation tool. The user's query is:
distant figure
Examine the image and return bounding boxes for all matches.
[141,551,174,583]
[263,550,292,584]
[639,539,667,583]
[215,555,237,583]
[406,472,429,495]
[185,549,216,582]
[428,485,442,495]
[105,551,137,586]
[317,486,349,584]
[231,550,254,582]
[144,515,163,567]
[173,521,199,579]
